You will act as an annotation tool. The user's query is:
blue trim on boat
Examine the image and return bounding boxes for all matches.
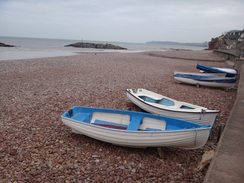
[196,64,237,77]
[127,115,142,131]
[180,105,194,109]
[158,98,175,106]
[174,73,237,83]
[139,96,175,106]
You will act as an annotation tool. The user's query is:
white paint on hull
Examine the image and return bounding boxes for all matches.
[126,89,219,126]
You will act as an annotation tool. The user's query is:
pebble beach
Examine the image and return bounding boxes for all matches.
[0,50,237,182]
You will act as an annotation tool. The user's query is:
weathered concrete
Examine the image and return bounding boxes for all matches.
[235,58,244,71]
[204,63,244,183]
[214,49,236,62]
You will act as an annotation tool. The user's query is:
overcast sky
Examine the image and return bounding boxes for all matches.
[0,0,243,43]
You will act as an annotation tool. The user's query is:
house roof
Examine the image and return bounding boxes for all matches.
[222,30,244,40]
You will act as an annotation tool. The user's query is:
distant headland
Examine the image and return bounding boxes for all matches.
[65,42,127,50]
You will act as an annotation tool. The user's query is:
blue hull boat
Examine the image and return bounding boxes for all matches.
[174,72,237,89]
[196,64,237,77]
[61,106,211,149]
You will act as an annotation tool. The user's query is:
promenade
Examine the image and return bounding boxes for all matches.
[204,60,244,182]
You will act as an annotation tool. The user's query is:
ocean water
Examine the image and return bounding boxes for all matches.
[0,36,207,61]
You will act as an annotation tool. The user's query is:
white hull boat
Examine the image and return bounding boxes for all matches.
[61,106,211,149]
[126,88,219,126]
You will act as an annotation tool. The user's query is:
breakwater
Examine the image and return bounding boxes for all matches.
[65,42,127,50]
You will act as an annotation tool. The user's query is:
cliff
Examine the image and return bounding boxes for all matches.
[208,30,244,50]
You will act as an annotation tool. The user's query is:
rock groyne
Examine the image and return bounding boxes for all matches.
[65,42,127,50]
[0,42,15,47]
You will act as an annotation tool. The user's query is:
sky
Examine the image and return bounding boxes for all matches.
[0,0,244,43]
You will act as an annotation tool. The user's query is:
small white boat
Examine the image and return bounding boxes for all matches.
[196,64,237,77]
[174,72,237,89]
[61,106,211,149]
[126,88,219,126]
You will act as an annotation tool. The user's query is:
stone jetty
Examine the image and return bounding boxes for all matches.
[0,42,15,47]
[65,42,127,50]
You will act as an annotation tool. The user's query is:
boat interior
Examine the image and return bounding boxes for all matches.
[138,96,195,109]
[65,109,202,131]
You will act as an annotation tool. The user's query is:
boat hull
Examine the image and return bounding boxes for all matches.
[126,89,219,126]
[174,72,236,89]
[173,71,226,77]
[61,106,211,149]
[174,75,236,89]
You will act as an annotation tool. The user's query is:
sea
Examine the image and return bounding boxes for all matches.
[0,36,207,61]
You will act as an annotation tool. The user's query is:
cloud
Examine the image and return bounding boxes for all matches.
[0,0,243,42]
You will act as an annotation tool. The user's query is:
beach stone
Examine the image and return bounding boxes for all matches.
[0,51,237,183]
[119,166,125,170]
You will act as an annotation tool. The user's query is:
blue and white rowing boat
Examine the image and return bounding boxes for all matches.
[174,72,237,89]
[196,64,237,77]
[61,106,211,149]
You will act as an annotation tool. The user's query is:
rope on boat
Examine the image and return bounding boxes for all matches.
[199,109,206,120]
